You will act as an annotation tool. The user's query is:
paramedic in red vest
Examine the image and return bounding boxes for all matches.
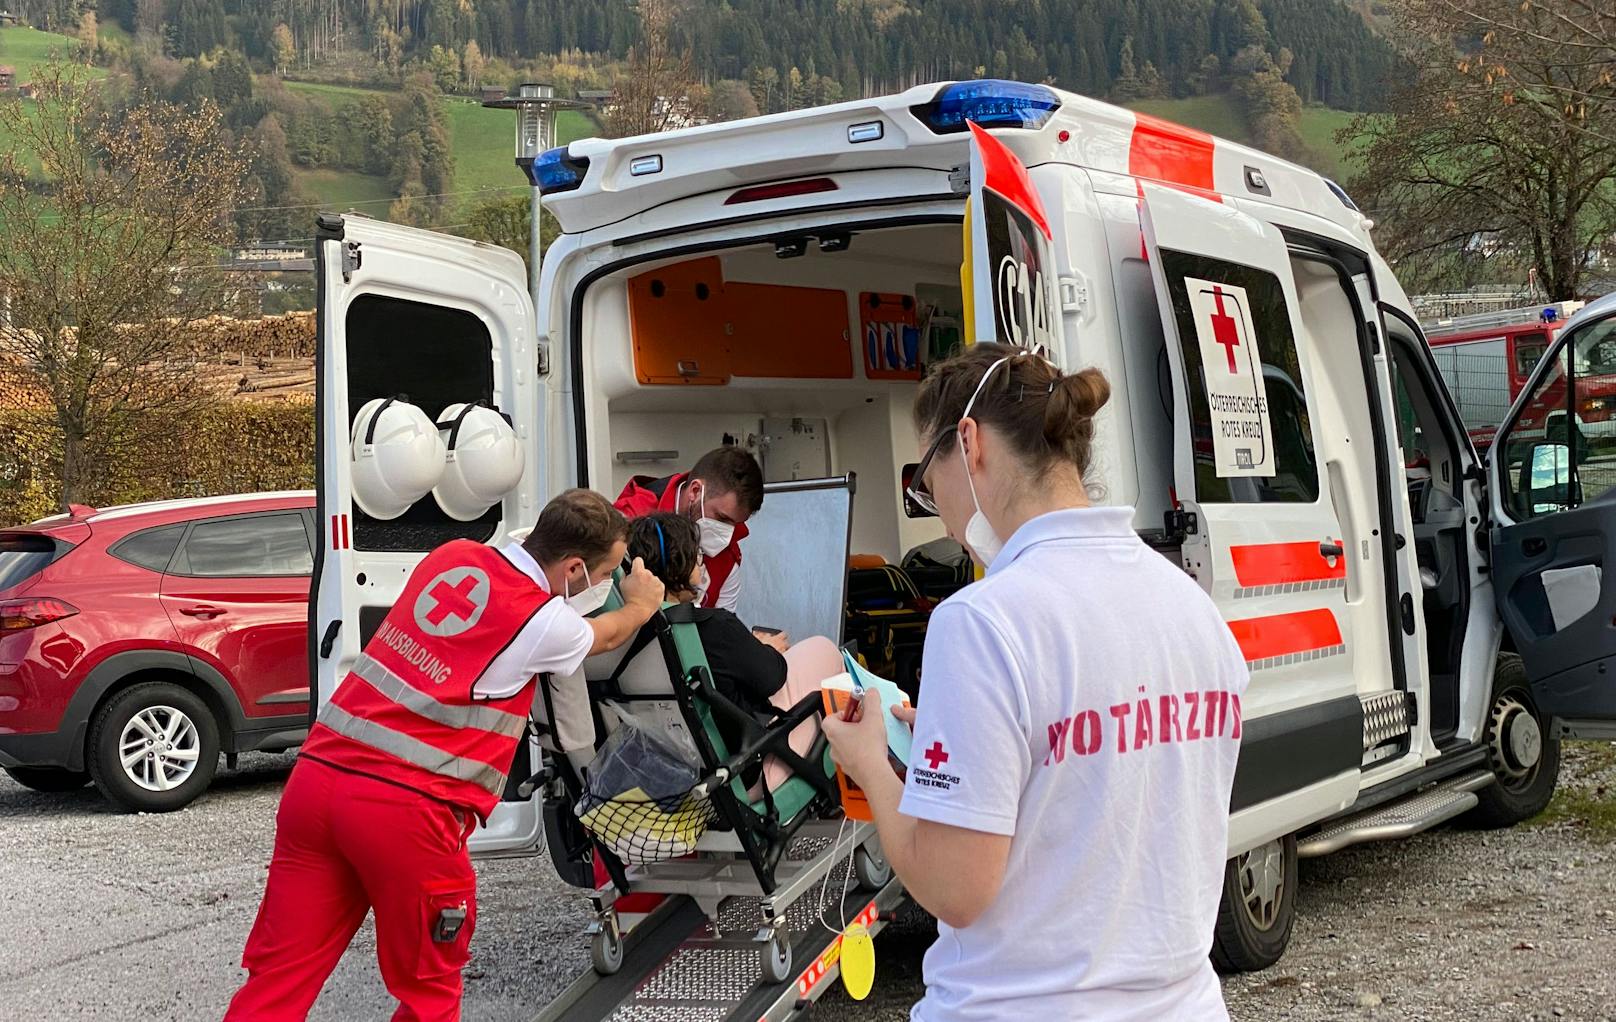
[823,345,1249,1020]
[225,489,664,1022]
[613,445,763,613]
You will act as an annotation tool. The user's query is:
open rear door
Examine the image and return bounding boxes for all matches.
[1139,184,1364,845]
[1488,300,1616,738]
[310,214,547,853]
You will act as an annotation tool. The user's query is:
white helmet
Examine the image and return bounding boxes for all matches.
[350,398,446,520]
[433,402,525,521]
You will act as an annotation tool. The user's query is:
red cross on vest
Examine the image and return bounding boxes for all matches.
[923,741,950,771]
[426,575,479,627]
[1210,286,1241,373]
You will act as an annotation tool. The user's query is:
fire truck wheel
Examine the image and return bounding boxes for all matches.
[1210,834,1297,973]
[1465,654,1560,829]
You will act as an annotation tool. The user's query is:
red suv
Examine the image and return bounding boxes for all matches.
[0,492,314,811]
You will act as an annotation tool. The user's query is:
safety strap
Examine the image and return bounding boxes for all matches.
[362,396,398,445]
[435,400,486,452]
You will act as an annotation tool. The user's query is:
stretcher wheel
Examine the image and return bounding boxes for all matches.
[853,840,892,891]
[591,925,624,976]
[760,933,793,984]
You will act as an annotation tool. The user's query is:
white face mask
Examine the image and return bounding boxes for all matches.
[564,567,613,616]
[958,356,1014,568]
[681,479,737,557]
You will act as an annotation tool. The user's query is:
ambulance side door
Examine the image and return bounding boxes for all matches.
[1139,184,1363,849]
[311,214,548,855]
[1489,302,1616,738]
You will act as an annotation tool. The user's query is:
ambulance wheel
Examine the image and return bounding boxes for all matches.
[853,840,892,891]
[1465,654,1560,829]
[760,934,793,984]
[1210,835,1297,973]
[88,681,219,813]
[590,926,624,976]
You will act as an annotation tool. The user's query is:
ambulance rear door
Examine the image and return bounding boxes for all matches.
[1138,184,1363,848]
[1488,298,1616,738]
[310,214,547,854]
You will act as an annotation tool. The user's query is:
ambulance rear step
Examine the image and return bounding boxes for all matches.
[1296,769,1495,857]
[534,872,907,1022]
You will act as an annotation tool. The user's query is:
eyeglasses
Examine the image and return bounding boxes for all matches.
[905,423,957,517]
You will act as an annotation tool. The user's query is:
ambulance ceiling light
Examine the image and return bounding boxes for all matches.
[774,236,809,259]
[819,231,852,253]
[848,120,884,143]
[629,155,663,176]
[910,80,1060,135]
[532,146,591,194]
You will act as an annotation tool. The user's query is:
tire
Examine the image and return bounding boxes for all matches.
[1464,654,1561,828]
[759,933,793,984]
[3,766,92,792]
[87,681,220,813]
[853,839,892,891]
[590,925,624,976]
[1210,834,1298,973]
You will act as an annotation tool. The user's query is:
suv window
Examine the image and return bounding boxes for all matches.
[0,534,65,592]
[1160,249,1320,503]
[171,513,313,577]
[110,524,185,572]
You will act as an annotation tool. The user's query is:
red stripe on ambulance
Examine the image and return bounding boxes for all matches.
[1227,608,1343,662]
[1230,541,1346,587]
[785,898,881,1007]
[1128,113,1218,196]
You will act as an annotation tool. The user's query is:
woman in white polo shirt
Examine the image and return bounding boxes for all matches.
[823,342,1249,1021]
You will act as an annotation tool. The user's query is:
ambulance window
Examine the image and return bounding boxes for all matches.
[1160,250,1320,504]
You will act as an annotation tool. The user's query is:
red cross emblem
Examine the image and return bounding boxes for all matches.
[923,741,950,771]
[1209,286,1241,373]
[425,575,479,627]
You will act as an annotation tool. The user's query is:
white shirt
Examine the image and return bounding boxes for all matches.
[900,507,1249,1022]
[473,541,595,699]
[695,557,743,614]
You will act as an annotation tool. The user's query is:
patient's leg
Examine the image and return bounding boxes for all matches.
[761,636,843,792]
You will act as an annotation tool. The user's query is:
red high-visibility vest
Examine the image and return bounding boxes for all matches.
[300,539,551,819]
[614,471,747,609]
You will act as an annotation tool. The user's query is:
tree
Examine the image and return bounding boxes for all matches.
[462,192,561,265]
[605,0,702,136]
[77,11,97,50]
[0,64,250,508]
[1349,0,1616,299]
[708,79,759,122]
[462,40,485,90]
[270,22,296,75]
[428,44,462,93]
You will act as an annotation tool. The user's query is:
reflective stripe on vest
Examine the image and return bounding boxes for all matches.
[349,653,527,738]
[315,700,508,796]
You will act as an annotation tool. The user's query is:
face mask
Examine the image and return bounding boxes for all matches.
[681,479,736,557]
[958,356,1014,568]
[564,567,613,616]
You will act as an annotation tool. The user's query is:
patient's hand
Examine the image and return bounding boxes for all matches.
[753,629,790,653]
[621,557,665,612]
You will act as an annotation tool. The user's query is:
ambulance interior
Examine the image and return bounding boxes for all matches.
[579,222,985,691]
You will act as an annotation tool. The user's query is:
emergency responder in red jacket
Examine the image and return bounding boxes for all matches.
[613,446,763,614]
[225,489,665,1022]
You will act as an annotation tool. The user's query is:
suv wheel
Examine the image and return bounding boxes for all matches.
[3,766,92,792]
[87,681,220,812]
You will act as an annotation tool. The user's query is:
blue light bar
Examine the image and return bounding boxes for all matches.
[910,80,1060,135]
[527,146,591,194]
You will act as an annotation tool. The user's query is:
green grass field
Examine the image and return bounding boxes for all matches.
[285,80,597,215]
[1126,93,1365,182]
[0,25,95,81]
[292,167,397,212]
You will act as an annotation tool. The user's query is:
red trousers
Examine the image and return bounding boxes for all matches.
[225,758,478,1022]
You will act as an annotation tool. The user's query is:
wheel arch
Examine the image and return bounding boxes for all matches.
[66,650,246,771]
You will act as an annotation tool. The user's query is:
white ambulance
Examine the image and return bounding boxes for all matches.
[311,80,1616,1012]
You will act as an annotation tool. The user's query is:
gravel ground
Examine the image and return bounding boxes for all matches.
[1,743,1612,1021]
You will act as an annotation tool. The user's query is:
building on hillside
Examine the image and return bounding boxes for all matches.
[0,68,15,91]
[17,84,36,100]
[0,12,17,27]
[234,242,310,264]
[577,89,615,106]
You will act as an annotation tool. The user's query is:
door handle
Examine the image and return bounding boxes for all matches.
[1522,537,1548,557]
[1319,541,1345,559]
[319,620,341,659]
[179,605,226,619]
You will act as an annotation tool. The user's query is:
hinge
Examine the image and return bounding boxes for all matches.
[1058,275,1087,313]
[948,164,970,196]
[342,241,362,282]
[1164,508,1199,542]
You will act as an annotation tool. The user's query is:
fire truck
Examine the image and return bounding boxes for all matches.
[1422,301,1586,450]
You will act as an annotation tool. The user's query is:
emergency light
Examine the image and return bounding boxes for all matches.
[532,146,591,194]
[910,80,1060,134]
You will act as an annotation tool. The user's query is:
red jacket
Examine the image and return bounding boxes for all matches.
[615,471,746,609]
[301,540,551,819]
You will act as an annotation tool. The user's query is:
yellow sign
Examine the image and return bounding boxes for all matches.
[839,923,875,1000]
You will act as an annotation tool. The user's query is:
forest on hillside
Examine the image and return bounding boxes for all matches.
[14,0,1400,111]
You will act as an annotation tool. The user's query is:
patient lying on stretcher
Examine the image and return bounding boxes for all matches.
[629,513,841,791]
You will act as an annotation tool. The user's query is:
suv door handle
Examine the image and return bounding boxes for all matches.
[178,604,226,619]
[1319,540,1345,558]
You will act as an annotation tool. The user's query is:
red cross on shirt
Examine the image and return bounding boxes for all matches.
[1210,287,1241,373]
[923,741,950,771]
[425,575,479,626]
